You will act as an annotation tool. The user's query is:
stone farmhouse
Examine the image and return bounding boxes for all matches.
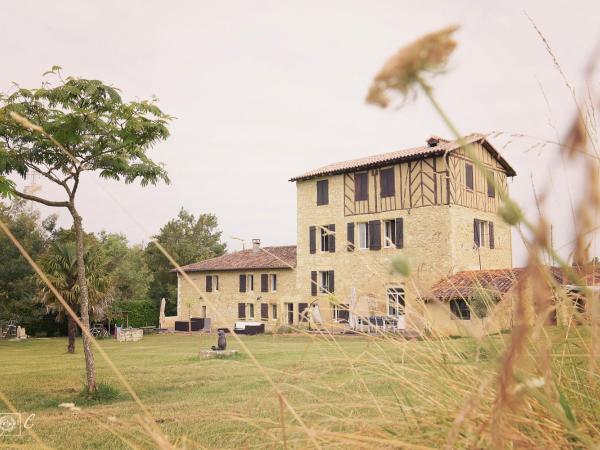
[166,133,521,335]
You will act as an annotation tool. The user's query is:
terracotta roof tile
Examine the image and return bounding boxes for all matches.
[427,266,600,301]
[174,246,296,272]
[289,133,516,182]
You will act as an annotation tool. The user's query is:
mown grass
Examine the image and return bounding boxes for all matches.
[0,329,596,449]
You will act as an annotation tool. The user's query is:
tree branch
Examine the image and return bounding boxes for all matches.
[12,190,70,208]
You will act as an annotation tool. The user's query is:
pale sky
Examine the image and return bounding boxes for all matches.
[2,0,599,266]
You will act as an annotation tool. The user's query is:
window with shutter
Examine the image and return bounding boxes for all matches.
[247,274,254,292]
[383,220,396,247]
[309,226,316,254]
[347,222,355,251]
[395,217,404,249]
[261,303,269,320]
[261,274,268,292]
[357,222,369,249]
[239,274,246,293]
[271,304,278,319]
[368,220,381,250]
[206,275,212,292]
[238,303,246,319]
[320,226,329,252]
[380,167,395,197]
[310,271,317,296]
[328,224,336,252]
[465,163,474,190]
[270,274,277,292]
[450,299,471,320]
[316,179,329,205]
[354,172,368,201]
[328,270,335,293]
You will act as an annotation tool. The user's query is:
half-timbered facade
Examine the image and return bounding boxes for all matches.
[290,134,516,334]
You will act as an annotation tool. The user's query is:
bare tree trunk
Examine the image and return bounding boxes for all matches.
[71,208,97,395]
[67,315,77,354]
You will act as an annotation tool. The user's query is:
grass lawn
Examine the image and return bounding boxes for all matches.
[0,330,597,449]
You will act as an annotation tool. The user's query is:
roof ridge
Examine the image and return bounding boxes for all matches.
[289,133,514,182]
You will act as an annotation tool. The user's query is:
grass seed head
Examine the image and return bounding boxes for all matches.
[366,25,459,107]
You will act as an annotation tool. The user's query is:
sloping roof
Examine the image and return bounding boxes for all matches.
[174,246,297,273]
[427,266,600,301]
[289,133,516,182]
[427,268,525,301]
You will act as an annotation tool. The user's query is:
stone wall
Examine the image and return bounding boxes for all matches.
[176,267,298,331]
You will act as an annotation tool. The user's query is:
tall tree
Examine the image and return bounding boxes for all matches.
[99,231,152,302]
[39,238,113,353]
[145,208,226,312]
[0,67,171,395]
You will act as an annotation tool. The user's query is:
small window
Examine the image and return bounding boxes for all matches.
[320,226,329,252]
[355,172,369,201]
[387,287,405,316]
[487,173,495,198]
[465,163,474,191]
[206,275,218,292]
[270,274,277,292]
[319,271,334,294]
[247,303,255,319]
[383,220,396,248]
[316,179,329,206]
[380,167,395,197]
[474,220,494,249]
[450,299,471,320]
[357,223,369,250]
[246,274,254,292]
[271,304,278,320]
[331,304,350,323]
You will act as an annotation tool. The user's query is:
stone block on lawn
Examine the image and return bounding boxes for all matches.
[199,349,238,360]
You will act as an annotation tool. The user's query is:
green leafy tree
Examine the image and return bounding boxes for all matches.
[0,67,171,394]
[0,199,56,327]
[39,239,113,353]
[99,232,153,302]
[145,208,226,313]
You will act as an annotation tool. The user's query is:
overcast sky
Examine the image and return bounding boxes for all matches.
[2,0,599,266]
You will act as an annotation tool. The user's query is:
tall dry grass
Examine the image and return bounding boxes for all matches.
[1,22,599,450]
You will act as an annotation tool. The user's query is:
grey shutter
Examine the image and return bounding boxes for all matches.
[317,179,329,205]
[355,173,368,201]
[238,303,246,319]
[309,226,316,254]
[347,222,355,251]
[380,168,395,197]
[311,271,317,296]
[239,274,247,292]
[261,274,268,292]
[261,303,269,320]
[473,220,480,247]
[206,275,212,292]
[489,222,495,249]
[328,270,335,293]
[328,224,336,253]
[395,218,404,249]
[369,220,381,250]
